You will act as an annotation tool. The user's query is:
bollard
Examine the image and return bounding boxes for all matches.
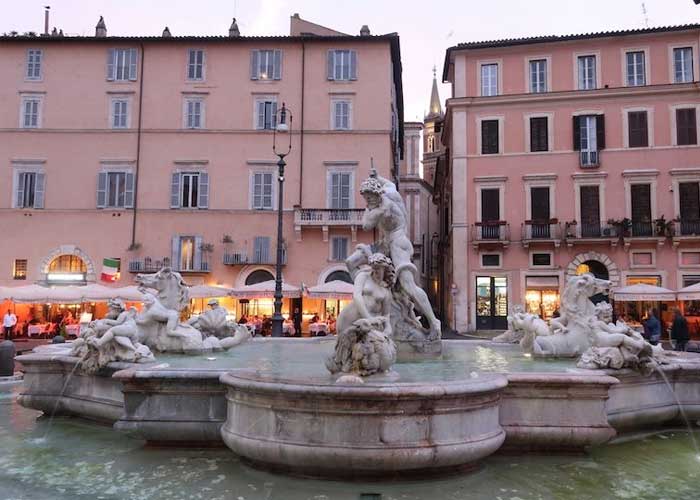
[0,340,16,377]
[52,335,66,344]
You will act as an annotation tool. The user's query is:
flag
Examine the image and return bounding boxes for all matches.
[101,258,120,282]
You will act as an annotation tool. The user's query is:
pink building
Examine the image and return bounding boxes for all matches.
[0,15,404,321]
[440,24,700,332]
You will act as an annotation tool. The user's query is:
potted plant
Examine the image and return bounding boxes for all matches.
[564,220,577,238]
[127,242,141,252]
[222,234,233,244]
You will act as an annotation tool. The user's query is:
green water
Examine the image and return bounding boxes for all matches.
[154,339,576,382]
[1,383,698,500]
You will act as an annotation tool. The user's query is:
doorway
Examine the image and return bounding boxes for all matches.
[475,276,508,330]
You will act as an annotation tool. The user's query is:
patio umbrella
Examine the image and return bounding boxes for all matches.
[189,285,235,299]
[230,280,301,299]
[305,280,354,300]
[611,283,676,302]
[678,282,700,301]
[0,284,144,303]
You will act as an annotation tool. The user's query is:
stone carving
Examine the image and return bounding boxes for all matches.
[136,291,205,353]
[188,298,252,347]
[492,305,549,343]
[341,168,441,360]
[326,253,397,376]
[520,273,612,357]
[577,302,668,374]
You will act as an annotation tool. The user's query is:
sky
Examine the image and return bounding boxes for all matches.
[3,0,700,121]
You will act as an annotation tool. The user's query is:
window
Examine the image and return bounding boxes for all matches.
[252,171,274,210]
[630,184,653,236]
[577,55,596,90]
[26,49,42,80]
[574,114,605,166]
[187,49,205,80]
[529,59,547,93]
[331,236,349,261]
[184,98,204,129]
[327,50,357,81]
[111,99,129,129]
[172,236,202,272]
[97,171,134,208]
[626,51,646,86]
[481,119,499,154]
[14,171,45,209]
[107,48,138,81]
[673,47,694,83]
[530,116,548,152]
[332,99,351,130]
[328,171,352,209]
[677,108,698,146]
[255,98,277,130]
[532,253,552,267]
[628,111,648,147]
[253,236,271,263]
[481,254,500,267]
[20,97,41,128]
[170,171,209,209]
[679,182,700,235]
[579,185,601,237]
[250,49,282,80]
[13,259,27,280]
[481,63,498,96]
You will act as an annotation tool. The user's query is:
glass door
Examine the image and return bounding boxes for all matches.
[476,276,508,330]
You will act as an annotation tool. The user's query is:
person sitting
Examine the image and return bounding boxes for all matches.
[310,313,320,324]
[261,315,272,336]
[237,315,248,325]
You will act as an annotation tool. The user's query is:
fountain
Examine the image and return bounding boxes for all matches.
[14,166,700,481]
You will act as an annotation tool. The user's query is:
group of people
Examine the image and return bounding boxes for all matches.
[642,308,692,351]
[2,308,79,340]
[236,309,337,337]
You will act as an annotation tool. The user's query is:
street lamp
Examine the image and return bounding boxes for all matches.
[271,103,292,337]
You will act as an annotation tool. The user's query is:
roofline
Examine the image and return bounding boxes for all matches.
[442,23,700,82]
[0,33,399,43]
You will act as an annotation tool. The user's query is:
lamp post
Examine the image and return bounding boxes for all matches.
[271,103,292,337]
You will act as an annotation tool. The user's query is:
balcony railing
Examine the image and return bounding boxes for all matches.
[128,258,210,273]
[675,219,700,237]
[223,248,287,266]
[567,221,618,239]
[471,222,510,243]
[294,208,364,226]
[630,221,653,237]
[579,150,600,168]
[522,220,561,240]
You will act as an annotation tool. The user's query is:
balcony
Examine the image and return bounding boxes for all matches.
[579,150,600,168]
[564,221,619,247]
[223,248,287,266]
[623,220,665,248]
[521,220,561,247]
[471,222,510,248]
[672,219,700,247]
[294,208,365,241]
[128,257,210,273]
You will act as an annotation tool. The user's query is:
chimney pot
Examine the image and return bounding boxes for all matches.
[360,25,370,36]
[228,17,240,37]
[162,26,172,37]
[95,15,107,37]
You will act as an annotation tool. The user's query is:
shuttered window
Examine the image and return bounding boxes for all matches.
[530,117,548,152]
[329,172,351,209]
[107,48,138,81]
[327,50,357,81]
[253,236,271,263]
[573,115,605,150]
[529,59,547,93]
[170,172,208,209]
[250,49,282,80]
[252,172,274,210]
[481,64,498,96]
[577,55,596,90]
[481,189,500,221]
[185,99,204,129]
[97,171,134,208]
[631,184,652,237]
[530,187,550,221]
[628,111,648,147]
[626,51,646,86]
[580,185,601,237]
[680,182,700,222]
[332,100,351,130]
[481,120,499,154]
[26,49,42,80]
[187,49,205,80]
[677,108,698,146]
[256,99,277,130]
[331,237,349,261]
[673,47,694,83]
[15,171,45,209]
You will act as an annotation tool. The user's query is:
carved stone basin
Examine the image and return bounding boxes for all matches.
[219,369,508,478]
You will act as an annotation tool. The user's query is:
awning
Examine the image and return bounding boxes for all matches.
[0,284,143,303]
[230,280,301,299]
[305,280,354,300]
[611,283,676,302]
[189,285,235,299]
[525,276,559,290]
[678,282,700,301]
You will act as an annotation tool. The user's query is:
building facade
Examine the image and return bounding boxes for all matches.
[440,24,700,332]
[0,15,404,319]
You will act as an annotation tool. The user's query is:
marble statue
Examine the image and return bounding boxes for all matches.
[188,298,230,339]
[326,253,397,376]
[520,273,612,357]
[577,302,668,374]
[492,305,549,344]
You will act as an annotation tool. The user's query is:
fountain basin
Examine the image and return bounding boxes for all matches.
[220,369,507,478]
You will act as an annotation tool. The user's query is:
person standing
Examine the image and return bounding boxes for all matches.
[671,308,690,352]
[292,308,302,338]
[644,309,661,346]
[3,310,17,341]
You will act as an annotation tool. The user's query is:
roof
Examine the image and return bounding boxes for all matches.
[443,23,700,81]
[0,33,398,43]
[427,70,442,119]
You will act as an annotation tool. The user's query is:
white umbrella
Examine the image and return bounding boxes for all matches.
[189,285,235,299]
[678,282,700,301]
[305,280,354,300]
[0,284,144,303]
[230,280,301,299]
[611,283,676,302]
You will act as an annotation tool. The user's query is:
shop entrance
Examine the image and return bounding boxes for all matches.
[476,276,508,330]
[524,276,560,321]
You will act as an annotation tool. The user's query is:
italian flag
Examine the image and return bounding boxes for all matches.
[101,258,120,282]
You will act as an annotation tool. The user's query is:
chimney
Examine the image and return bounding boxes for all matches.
[43,6,50,36]
[360,25,370,36]
[162,26,172,37]
[228,18,240,37]
[95,16,107,37]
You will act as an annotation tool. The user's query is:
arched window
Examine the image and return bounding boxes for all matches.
[576,260,609,304]
[325,270,352,284]
[245,269,274,285]
[427,134,435,153]
[47,255,87,284]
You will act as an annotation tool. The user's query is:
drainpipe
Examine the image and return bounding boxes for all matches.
[130,43,145,249]
[299,40,306,206]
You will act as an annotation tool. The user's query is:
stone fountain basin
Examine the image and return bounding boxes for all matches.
[219,369,507,478]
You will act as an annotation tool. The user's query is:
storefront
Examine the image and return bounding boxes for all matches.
[524,276,560,321]
[475,276,508,330]
[618,275,665,324]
